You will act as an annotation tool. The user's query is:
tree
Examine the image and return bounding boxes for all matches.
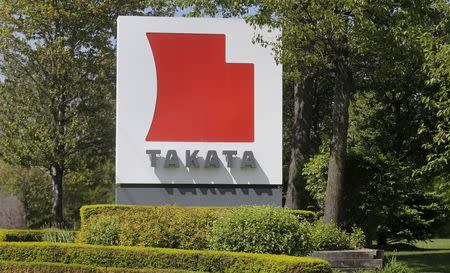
[303,0,450,243]
[181,1,355,215]
[0,0,178,224]
[0,160,53,227]
[420,0,450,175]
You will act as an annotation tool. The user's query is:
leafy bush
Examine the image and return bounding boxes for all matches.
[208,206,313,256]
[310,221,350,251]
[0,229,76,243]
[0,242,332,273]
[0,260,202,272]
[78,205,317,250]
[79,215,120,246]
[349,226,366,249]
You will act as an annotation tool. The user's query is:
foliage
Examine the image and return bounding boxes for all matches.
[0,0,179,224]
[0,229,76,242]
[208,206,313,256]
[349,226,366,249]
[0,160,52,227]
[309,221,350,251]
[0,159,114,228]
[304,147,448,244]
[303,151,329,211]
[78,205,222,249]
[419,1,450,174]
[180,0,450,227]
[355,258,412,273]
[78,205,316,250]
[0,242,332,273]
[0,260,202,273]
[41,229,75,243]
[79,215,120,246]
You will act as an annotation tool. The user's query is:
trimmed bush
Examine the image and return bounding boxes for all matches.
[0,229,77,243]
[310,221,351,251]
[78,205,316,250]
[0,242,332,273]
[80,215,120,245]
[209,206,313,256]
[0,260,202,273]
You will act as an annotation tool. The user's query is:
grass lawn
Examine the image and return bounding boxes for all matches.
[385,239,450,273]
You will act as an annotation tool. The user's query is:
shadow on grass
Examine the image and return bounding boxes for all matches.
[388,251,450,273]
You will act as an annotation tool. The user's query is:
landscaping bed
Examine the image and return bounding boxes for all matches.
[78,205,317,250]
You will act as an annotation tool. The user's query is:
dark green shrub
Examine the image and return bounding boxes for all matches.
[0,230,44,242]
[209,206,313,256]
[0,229,77,243]
[78,205,316,250]
[79,215,120,245]
[0,242,332,273]
[310,221,350,251]
[0,260,202,272]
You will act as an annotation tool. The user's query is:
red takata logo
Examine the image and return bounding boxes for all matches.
[145,33,254,142]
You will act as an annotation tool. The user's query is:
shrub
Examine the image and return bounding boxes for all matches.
[80,215,120,246]
[78,205,316,250]
[0,229,77,243]
[310,221,350,251]
[208,206,313,256]
[0,260,202,272]
[349,226,366,249]
[0,242,332,273]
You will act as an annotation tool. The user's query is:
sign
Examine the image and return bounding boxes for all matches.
[116,16,282,185]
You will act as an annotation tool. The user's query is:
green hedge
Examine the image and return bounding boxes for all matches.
[0,260,202,273]
[0,242,332,273]
[78,205,316,249]
[0,229,77,243]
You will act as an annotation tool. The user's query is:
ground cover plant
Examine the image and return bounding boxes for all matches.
[0,242,332,273]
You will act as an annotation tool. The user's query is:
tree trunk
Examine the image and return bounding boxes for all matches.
[285,78,313,209]
[324,60,353,224]
[50,165,64,224]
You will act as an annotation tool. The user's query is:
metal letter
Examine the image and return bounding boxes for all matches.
[164,150,180,168]
[222,150,237,168]
[146,150,161,167]
[186,150,200,168]
[205,150,220,168]
[241,151,256,168]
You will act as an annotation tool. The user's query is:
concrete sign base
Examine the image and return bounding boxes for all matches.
[116,184,282,206]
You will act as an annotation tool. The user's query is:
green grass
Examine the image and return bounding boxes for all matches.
[386,239,450,273]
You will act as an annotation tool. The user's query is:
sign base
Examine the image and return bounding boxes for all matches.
[116,184,282,206]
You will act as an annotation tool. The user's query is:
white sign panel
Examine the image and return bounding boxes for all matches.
[116,16,282,185]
